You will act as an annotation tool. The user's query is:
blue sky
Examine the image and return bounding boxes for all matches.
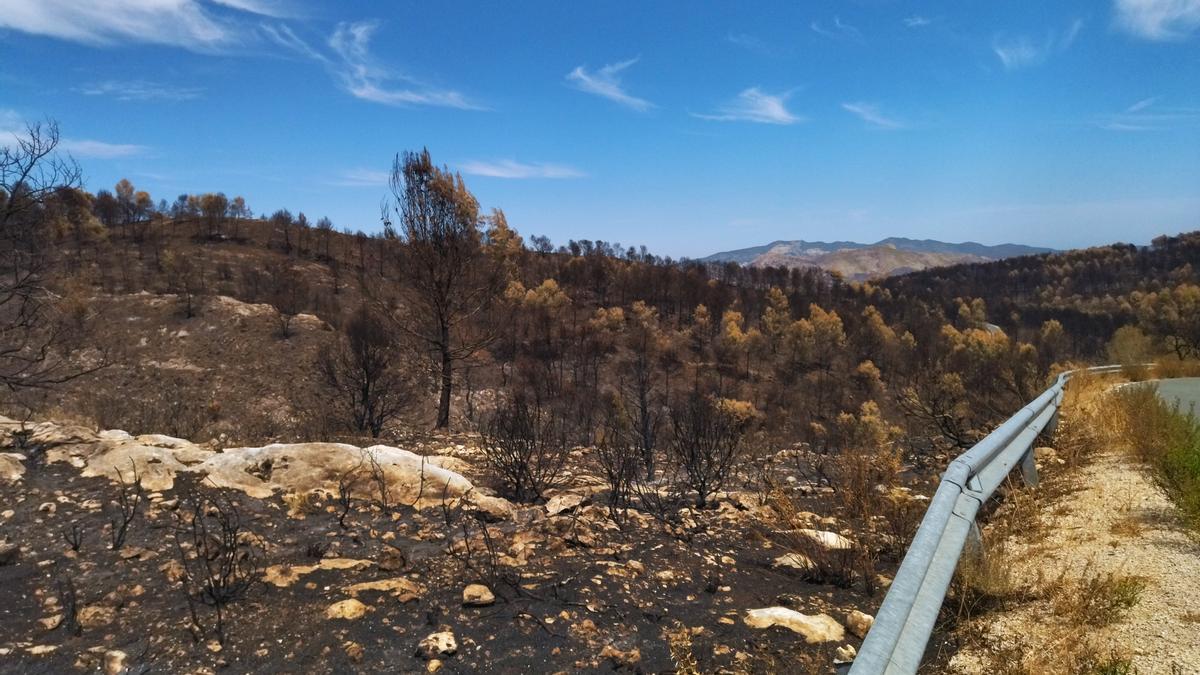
[1,0,1198,258]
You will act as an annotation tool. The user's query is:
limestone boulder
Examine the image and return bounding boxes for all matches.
[744,608,845,643]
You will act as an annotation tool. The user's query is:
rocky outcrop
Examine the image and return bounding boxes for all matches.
[1,417,483,508]
[198,443,472,505]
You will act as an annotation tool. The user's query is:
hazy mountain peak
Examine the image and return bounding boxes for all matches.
[701,238,1054,280]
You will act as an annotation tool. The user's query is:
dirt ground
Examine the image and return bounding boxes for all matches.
[0,432,892,674]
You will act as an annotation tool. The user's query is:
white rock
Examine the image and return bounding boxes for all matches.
[462,584,495,607]
[416,631,457,659]
[0,453,25,482]
[326,599,369,620]
[469,494,514,521]
[104,650,128,675]
[845,610,874,638]
[798,529,854,550]
[744,608,845,643]
[834,644,857,664]
[545,493,587,516]
[773,553,814,571]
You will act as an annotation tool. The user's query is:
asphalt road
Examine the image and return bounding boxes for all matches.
[1155,377,1200,415]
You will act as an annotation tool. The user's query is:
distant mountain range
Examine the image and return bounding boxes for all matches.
[700,237,1055,280]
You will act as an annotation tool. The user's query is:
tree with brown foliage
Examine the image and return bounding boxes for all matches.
[385,149,504,428]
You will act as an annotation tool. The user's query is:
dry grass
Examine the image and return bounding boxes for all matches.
[1108,515,1144,537]
[1153,358,1200,380]
[283,490,322,518]
[1050,567,1146,627]
[663,625,700,675]
[1109,384,1200,529]
[978,642,1135,675]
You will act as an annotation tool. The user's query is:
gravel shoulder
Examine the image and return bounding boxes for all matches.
[948,446,1200,674]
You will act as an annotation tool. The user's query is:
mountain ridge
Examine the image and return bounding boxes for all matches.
[701,237,1055,280]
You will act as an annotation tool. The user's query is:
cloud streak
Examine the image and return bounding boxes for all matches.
[264,21,483,110]
[458,160,584,179]
[993,19,1084,69]
[841,102,905,129]
[325,21,481,109]
[811,16,863,41]
[0,3,480,110]
[1094,97,1200,131]
[330,168,390,187]
[76,80,204,102]
[693,88,803,125]
[210,0,295,18]
[0,0,248,51]
[1114,0,1200,40]
[566,58,655,111]
[1,108,148,158]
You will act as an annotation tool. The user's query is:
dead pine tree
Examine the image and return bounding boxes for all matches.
[382,149,504,428]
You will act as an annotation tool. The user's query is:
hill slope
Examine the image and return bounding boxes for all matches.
[702,238,1054,280]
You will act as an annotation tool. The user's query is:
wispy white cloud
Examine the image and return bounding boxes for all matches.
[0,108,148,158]
[1094,97,1200,130]
[1063,18,1085,47]
[76,80,204,102]
[0,3,479,110]
[993,36,1045,68]
[330,168,390,187]
[457,159,585,179]
[1114,0,1200,40]
[58,138,148,158]
[993,19,1085,69]
[259,23,324,60]
[903,15,933,28]
[566,58,655,111]
[265,21,483,110]
[693,88,803,125]
[841,102,905,129]
[811,16,863,41]
[210,0,296,18]
[0,0,257,51]
[726,32,772,54]
[1127,96,1159,112]
[326,21,482,109]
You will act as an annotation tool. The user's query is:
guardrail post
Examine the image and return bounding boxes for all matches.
[1019,446,1039,487]
[962,519,983,563]
[1045,405,1061,438]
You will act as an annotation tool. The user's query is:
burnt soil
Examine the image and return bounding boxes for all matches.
[0,456,889,674]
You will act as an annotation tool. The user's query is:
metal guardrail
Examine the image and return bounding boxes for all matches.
[850,364,1130,674]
